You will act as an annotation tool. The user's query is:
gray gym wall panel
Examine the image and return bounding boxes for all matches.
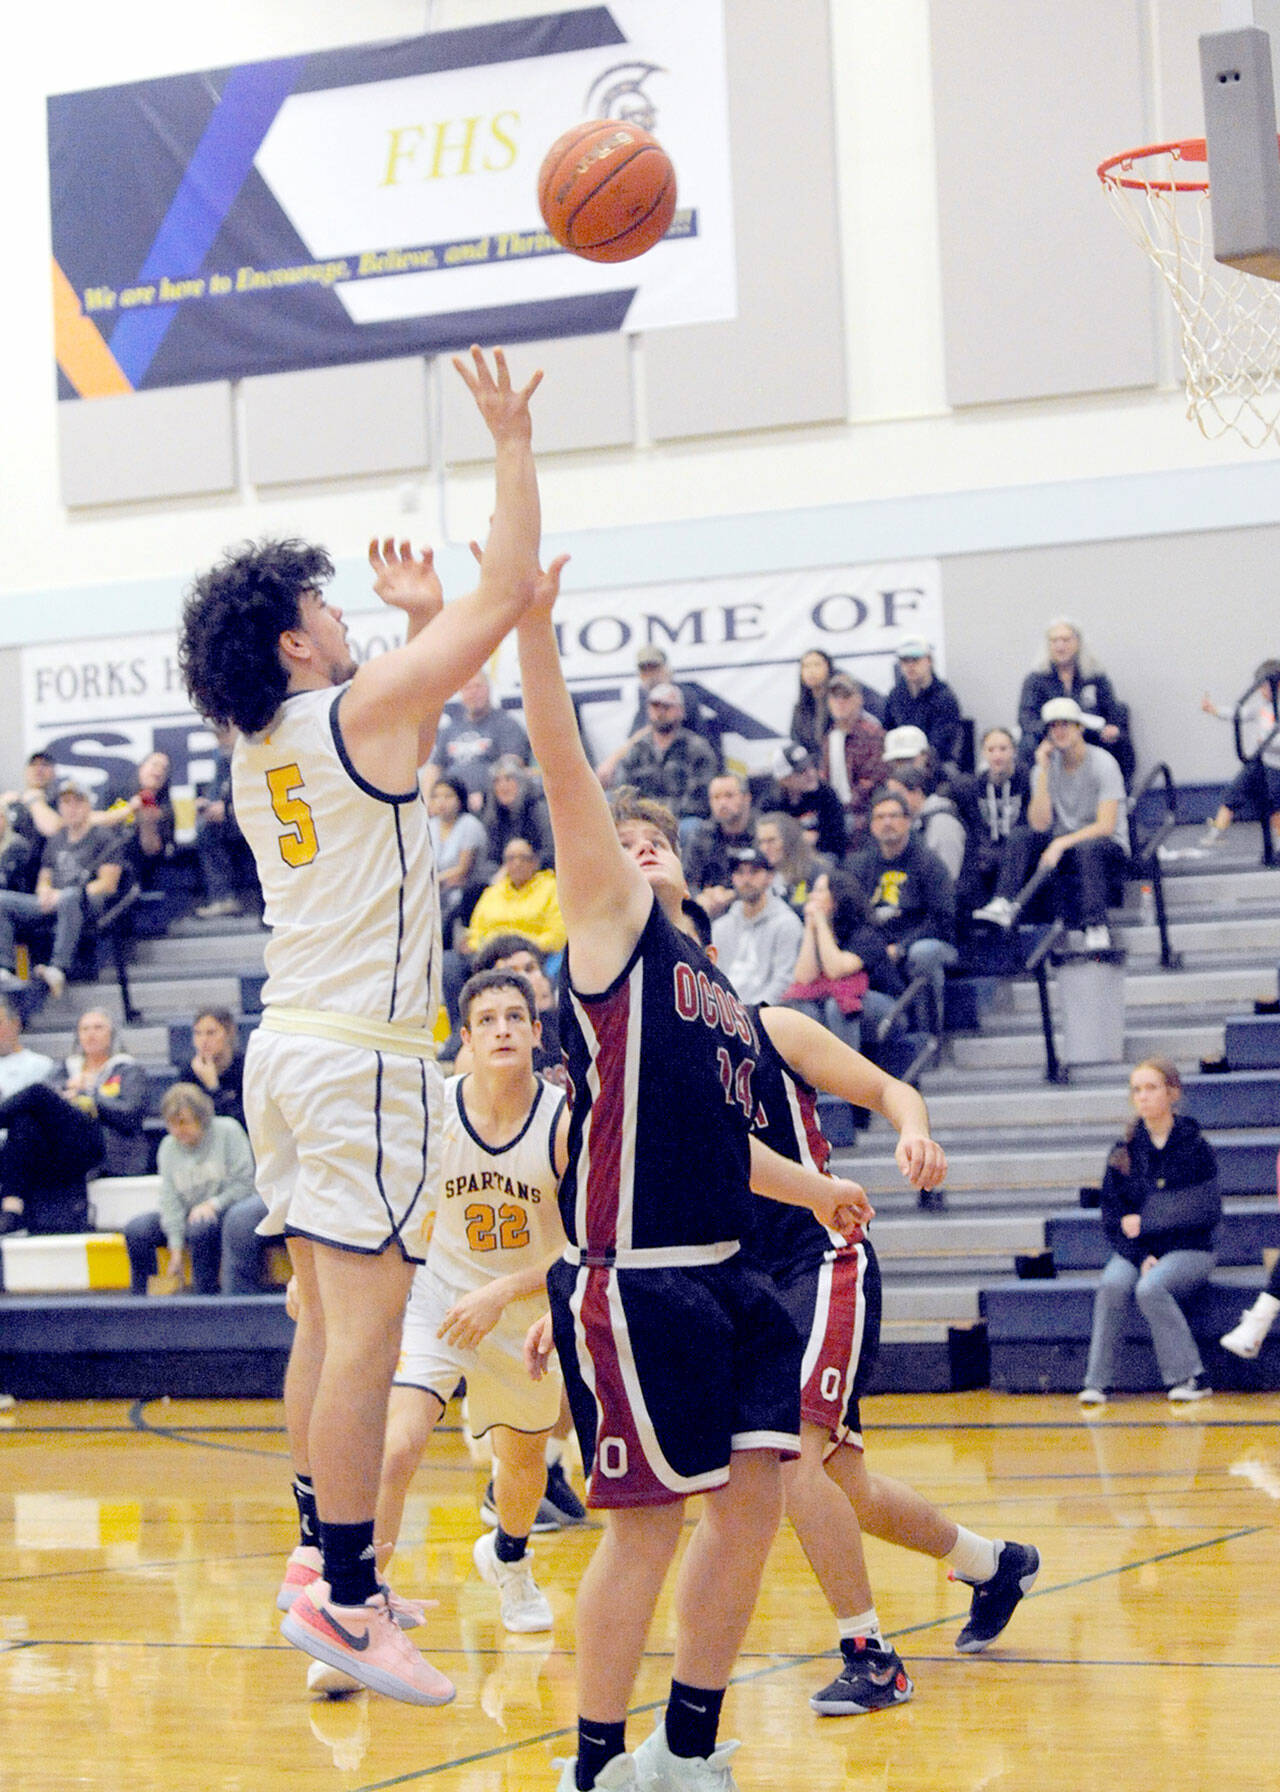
[939,525,1279,785]
[931,0,1160,406]
[644,0,846,442]
[58,382,237,508]
[441,331,633,463]
[243,356,431,486]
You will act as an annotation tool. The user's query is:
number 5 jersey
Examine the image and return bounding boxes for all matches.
[233,687,441,1025]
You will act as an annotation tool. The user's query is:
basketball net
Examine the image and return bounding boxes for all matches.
[1099,137,1280,448]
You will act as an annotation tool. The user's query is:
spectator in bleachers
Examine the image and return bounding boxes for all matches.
[93,749,175,890]
[600,643,730,773]
[953,726,1032,917]
[610,686,719,841]
[847,787,957,1036]
[427,669,530,809]
[481,754,553,866]
[465,839,566,961]
[883,638,965,772]
[182,1006,266,1294]
[754,810,831,914]
[0,997,89,1236]
[1195,660,1280,851]
[883,765,966,882]
[1016,618,1134,785]
[765,741,848,859]
[789,648,836,755]
[186,1006,247,1130]
[0,1001,123,1236]
[685,772,757,919]
[444,933,566,1086]
[0,781,126,1002]
[429,774,490,943]
[780,868,903,1054]
[880,724,932,777]
[820,671,885,839]
[0,997,53,1102]
[1079,1058,1220,1405]
[53,1008,149,1177]
[0,752,63,865]
[710,843,804,1005]
[123,1083,256,1295]
[0,802,37,894]
[195,723,260,918]
[977,697,1129,951]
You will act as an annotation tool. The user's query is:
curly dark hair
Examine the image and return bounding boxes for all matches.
[179,538,335,734]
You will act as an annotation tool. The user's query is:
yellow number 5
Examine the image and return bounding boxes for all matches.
[266,764,319,867]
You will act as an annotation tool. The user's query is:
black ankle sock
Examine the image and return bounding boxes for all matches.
[664,1680,724,1760]
[576,1718,627,1789]
[292,1474,319,1551]
[319,1519,379,1607]
[494,1525,528,1564]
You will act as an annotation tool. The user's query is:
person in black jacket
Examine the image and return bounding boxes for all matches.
[1079,1058,1220,1405]
[846,788,957,1034]
[883,637,965,771]
[1016,618,1134,785]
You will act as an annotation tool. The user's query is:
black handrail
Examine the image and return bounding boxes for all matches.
[1229,671,1280,867]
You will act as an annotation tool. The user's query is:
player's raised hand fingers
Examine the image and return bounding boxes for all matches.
[451,346,485,395]
[517,367,544,402]
[368,537,385,570]
[468,539,484,567]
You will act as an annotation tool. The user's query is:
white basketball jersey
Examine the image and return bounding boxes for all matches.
[233,686,441,1023]
[429,1074,566,1286]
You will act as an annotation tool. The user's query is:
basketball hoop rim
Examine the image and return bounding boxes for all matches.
[1097,139,1210,192]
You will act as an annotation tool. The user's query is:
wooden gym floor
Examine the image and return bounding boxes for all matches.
[2,1389,1277,1792]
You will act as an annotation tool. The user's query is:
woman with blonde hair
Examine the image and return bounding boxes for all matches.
[1079,1058,1220,1406]
[1017,618,1133,783]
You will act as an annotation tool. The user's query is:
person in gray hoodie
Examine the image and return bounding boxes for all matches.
[123,1082,255,1294]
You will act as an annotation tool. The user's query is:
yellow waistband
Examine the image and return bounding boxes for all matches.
[260,1005,438,1061]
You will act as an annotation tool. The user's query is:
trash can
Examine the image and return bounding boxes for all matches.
[1055,949,1126,1066]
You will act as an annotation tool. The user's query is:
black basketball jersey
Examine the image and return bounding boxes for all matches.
[744,1008,864,1277]
[558,895,762,1252]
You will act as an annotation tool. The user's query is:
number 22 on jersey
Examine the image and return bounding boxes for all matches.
[266,763,319,867]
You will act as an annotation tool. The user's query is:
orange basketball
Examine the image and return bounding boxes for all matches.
[537,119,677,264]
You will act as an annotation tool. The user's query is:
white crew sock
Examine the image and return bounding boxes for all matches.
[837,1607,884,1649]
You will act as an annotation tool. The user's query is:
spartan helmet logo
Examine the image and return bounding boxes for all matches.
[585,62,665,130]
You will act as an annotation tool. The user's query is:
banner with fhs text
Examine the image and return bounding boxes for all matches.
[48,2,735,400]
[19,562,942,795]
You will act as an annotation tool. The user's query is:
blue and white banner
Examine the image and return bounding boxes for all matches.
[19,562,944,793]
[49,4,735,400]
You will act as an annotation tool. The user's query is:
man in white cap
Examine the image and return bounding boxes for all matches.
[973,697,1128,950]
[883,638,965,770]
[880,725,931,774]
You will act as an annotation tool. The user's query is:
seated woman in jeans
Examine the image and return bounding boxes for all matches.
[1080,1058,1220,1406]
[124,1083,255,1294]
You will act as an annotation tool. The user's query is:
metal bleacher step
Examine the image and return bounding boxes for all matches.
[1005,962,1268,1015]
[131,930,268,976]
[950,1022,1225,1072]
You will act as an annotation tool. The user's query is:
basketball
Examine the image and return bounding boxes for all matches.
[537,119,677,264]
